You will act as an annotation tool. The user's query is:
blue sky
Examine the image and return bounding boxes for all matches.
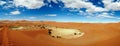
[0,0,120,23]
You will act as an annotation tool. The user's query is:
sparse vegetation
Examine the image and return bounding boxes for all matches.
[48,29,52,35]
[57,36,61,38]
[52,36,55,38]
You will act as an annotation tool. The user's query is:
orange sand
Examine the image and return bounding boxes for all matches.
[0,21,120,46]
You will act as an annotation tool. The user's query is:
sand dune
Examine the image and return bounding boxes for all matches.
[0,21,120,46]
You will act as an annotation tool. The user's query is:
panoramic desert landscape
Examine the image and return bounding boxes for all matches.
[0,20,120,46]
[0,0,120,46]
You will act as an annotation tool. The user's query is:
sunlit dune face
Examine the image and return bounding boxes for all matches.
[9,26,24,30]
[8,25,44,30]
[48,27,84,39]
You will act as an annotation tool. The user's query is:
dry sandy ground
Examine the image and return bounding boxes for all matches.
[0,21,120,46]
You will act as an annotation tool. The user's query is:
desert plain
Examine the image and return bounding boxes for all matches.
[0,20,120,46]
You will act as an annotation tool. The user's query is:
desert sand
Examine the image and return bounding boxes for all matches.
[0,20,120,46]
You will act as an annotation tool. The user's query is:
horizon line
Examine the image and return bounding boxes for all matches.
[0,20,120,23]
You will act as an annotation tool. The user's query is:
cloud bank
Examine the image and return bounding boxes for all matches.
[0,0,120,20]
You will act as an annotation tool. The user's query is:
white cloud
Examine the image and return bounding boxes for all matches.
[46,14,57,16]
[97,12,116,18]
[61,0,107,13]
[13,0,44,9]
[103,0,120,11]
[0,1,6,5]
[10,10,21,15]
[86,7,108,13]
[29,16,36,19]
[47,0,59,3]
[79,10,88,15]
[83,20,120,23]
[55,0,119,19]
[55,0,120,13]
[2,1,15,9]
